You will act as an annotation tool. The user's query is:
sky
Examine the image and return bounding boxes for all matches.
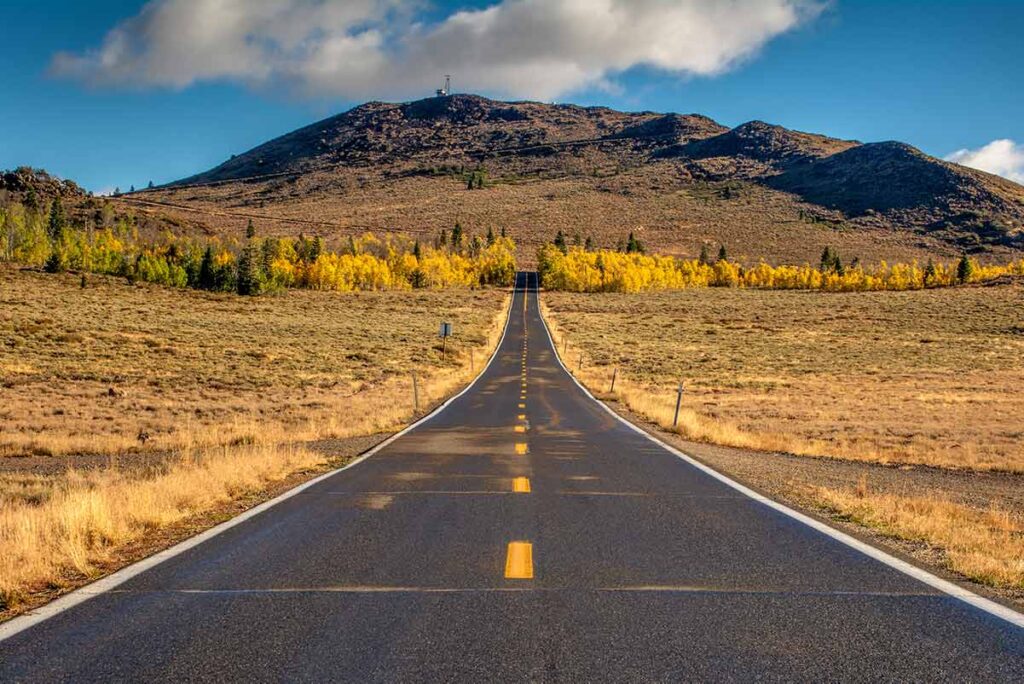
[1,0,1023,193]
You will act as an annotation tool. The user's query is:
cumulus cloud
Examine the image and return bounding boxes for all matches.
[51,0,824,101]
[945,139,1024,184]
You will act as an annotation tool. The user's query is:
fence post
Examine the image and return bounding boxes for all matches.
[563,338,569,357]
[609,367,618,393]
[470,349,474,373]
[673,381,684,428]
[578,353,584,373]
[412,373,420,413]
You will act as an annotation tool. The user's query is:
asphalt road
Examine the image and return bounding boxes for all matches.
[2,272,1022,681]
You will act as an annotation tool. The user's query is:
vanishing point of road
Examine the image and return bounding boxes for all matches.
[1,272,1022,681]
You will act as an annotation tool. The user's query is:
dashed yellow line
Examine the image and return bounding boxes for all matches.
[512,477,531,493]
[517,414,526,421]
[518,403,526,409]
[514,425,526,433]
[504,541,534,579]
[515,443,528,455]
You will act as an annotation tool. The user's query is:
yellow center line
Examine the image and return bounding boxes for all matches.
[517,414,526,421]
[515,443,528,455]
[518,403,526,409]
[514,425,526,433]
[504,541,534,579]
[512,477,531,493]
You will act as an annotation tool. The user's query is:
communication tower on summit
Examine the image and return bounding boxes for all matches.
[436,75,451,97]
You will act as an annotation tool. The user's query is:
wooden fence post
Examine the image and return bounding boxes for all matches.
[412,373,420,413]
[673,381,684,428]
[610,367,618,393]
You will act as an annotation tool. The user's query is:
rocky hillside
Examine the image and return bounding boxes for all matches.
[130,94,1024,259]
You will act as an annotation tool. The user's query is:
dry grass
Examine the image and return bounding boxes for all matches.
[542,284,1024,472]
[1,266,508,459]
[0,265,509,610]
[122,163,996,268]
[811,481,1024,590]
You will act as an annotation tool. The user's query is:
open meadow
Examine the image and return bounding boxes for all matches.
[0,265,508,612]
[542,282,1024,595]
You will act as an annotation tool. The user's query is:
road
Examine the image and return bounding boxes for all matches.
[2,272,1022,681]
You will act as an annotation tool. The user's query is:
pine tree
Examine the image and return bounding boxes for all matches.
[820,247,832,272]
[413,240,422,260]
[467,173,476,190]
[698,244,711,266]
[452,223,464,250]
[347,235,358,256]
[129,185,135,193]
[47,197,66,242]
[717,244,727,263]
[113,187,121,197]
[198,246,216,290]
[438,229,449,249]
[147,181,155,189]
[486,227,495,246]
[584,236,594,251]
[553,230,568,254]
[924,259,937,286]
[476,172,485,189]
[246,219,256,239]
[25,188,38,211]
[500,226,506,239]
[236,241,265,295]
[957,254,974,284]
[310,236,323,263]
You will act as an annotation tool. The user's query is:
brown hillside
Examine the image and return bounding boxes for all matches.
[108,94,1024,264]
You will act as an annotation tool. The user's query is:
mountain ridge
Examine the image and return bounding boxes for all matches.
[134,93,1024,259]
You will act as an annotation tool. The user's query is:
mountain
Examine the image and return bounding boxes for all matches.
[121,94,1023,263]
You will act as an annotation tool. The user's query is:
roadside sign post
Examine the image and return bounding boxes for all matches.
[673,381,684,428]
[439,322,453,361]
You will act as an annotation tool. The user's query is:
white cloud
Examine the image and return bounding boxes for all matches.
[51,0,824,101]
[946,139,1024,184]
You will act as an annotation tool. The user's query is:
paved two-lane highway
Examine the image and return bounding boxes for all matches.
[2,272,1022,681]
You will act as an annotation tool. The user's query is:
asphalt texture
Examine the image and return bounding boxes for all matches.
[2,272,1022,682]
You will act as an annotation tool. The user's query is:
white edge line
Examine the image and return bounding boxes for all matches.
[535,287,1024,630]
[0,281,520,643]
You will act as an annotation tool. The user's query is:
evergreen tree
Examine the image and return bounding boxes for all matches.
[957,254,974,284]
[467,173,476,191]
[553,230,568,254]
[347,235,358,256]
[924,258,937,287]
[486,227,495,246]
[470,235,483,256]
[113,187,121,197]
[584,236,594,251]
[626,232,645,254]
[438,229,448,249]
[573,232,582,247]
[129,185,135,193]
[198,246,216,290]
[47,197,66,242]
[25,188,39,212]
[820,246,835,272]
[413,240,422,260]
[246,219,256,239]
[236,241,265,295]
[698,244,711,266]
[451,223,464,250]
[717,244,727,263]
[147,181,155,189]
[310,236,323,263]
[44,249,65,273]
[500,226,506,239]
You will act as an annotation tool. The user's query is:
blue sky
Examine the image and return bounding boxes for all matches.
[2,1,1023,193]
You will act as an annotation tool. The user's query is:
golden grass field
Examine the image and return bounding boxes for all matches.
[0,265,508,611]
[542,283,1024,592]
[543,284,1024,473]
